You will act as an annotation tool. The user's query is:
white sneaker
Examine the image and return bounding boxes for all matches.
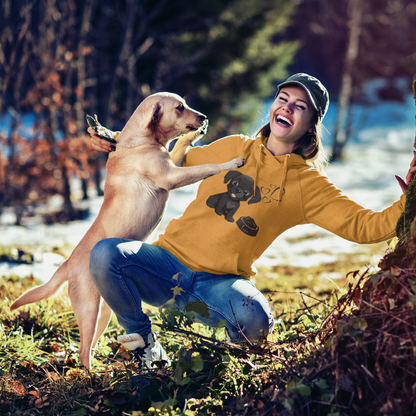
[117,332,171,369]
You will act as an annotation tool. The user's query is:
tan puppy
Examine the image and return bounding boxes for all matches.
[11,92,244,369]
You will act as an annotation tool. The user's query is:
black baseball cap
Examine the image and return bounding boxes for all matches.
[276,73,329,122]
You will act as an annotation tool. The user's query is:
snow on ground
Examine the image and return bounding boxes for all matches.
[0,78,414,282]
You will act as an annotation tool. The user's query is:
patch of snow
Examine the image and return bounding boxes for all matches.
[0,80,415,279]
[0,251,65,283]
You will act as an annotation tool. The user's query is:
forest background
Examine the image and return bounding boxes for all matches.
[1,1,416,415]
[1,0,416,224]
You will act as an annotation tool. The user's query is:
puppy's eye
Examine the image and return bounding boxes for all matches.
[232,180,239,186]
[177,103,185,112]
[244,190,250,196]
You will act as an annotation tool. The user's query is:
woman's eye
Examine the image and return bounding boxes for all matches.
[297,105,306,110]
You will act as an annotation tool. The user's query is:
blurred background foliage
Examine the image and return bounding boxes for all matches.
[0,0,415,223]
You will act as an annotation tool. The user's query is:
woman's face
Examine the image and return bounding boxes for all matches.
[268,86,315,147]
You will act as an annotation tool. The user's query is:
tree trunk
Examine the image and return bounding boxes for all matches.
[106,0,141,125]
[62,164,75,221]
[331,0,364,161]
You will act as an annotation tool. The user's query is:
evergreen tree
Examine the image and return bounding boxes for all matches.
[0,0,298,217]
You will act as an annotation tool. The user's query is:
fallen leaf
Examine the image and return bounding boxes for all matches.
[34,397,49,408]
[47,372,59,381]
[6,380,25,396]
[65,368,85,378]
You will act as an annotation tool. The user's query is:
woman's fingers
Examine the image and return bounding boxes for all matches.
[409,150,416,169]
[406,166,416,185]
[87,127,114,152]
[396,175,408,194]
[397,151,416,194]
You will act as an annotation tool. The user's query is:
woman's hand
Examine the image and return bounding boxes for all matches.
[87,127,115,153]
[396,150,416,194]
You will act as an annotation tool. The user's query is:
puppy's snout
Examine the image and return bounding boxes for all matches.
[197,114,207,123]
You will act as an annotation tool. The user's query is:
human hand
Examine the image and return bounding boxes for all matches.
[395,150,416,194]
[86,114,119,152]
[87,127,115,152]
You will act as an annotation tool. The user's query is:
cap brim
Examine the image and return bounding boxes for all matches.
[276,81,318,113]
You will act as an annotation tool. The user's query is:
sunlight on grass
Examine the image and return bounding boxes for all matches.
[0,243,378,415]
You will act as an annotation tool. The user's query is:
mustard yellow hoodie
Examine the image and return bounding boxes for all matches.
[154,135,405,278]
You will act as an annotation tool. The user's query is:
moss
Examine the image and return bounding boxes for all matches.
[395,76,416,240]
[395,176,416,239]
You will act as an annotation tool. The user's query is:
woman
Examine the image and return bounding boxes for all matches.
[88,73,416,369]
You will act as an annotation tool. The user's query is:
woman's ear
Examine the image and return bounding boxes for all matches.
[308,124,314,134]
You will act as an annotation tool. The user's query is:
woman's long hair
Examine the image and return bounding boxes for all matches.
[255,112,328,171]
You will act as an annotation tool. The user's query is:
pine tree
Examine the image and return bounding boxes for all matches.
[0,0,298,217]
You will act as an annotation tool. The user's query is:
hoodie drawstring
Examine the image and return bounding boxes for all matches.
[278,154,290,204]
[257,142,290,205]
[253,144,263,192]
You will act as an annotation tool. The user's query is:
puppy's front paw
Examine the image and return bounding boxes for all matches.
[177,119,209,145]
[228,158,245,169]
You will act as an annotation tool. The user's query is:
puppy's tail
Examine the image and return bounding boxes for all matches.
[10,260,69,311]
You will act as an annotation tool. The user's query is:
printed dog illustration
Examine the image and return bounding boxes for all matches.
[10,92,244,369]
[206,170,261,222]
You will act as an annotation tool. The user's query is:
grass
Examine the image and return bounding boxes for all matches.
[0,243,385,415]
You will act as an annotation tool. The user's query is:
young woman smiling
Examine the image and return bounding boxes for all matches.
[88,73,416,369]
[267,86,316,156]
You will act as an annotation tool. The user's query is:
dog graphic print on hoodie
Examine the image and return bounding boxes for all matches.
[154,135,405,279]
[206,170,262,236]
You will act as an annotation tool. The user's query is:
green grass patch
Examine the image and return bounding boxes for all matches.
[0,243,379,415]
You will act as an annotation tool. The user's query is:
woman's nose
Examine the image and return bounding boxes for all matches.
[282,102,293,113]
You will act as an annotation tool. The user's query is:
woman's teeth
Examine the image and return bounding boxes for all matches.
[276,115,292,126]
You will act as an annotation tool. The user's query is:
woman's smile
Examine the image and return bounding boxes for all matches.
[267,86,315,155]
[275,114,293,127]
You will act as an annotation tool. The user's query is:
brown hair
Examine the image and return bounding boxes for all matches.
[255,112,328,171]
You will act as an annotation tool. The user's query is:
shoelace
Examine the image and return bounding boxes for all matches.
[132,345,148,368]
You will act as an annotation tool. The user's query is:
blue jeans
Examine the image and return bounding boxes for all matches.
[90,238,274,342]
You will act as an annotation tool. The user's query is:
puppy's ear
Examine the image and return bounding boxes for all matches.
[143,101,163,130]
[224,170,241,184]
[248,186,261,205]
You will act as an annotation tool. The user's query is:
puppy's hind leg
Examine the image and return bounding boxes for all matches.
[68,270,101,369]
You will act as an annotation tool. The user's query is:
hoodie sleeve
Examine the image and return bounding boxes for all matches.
[182,135,250,167]
[300,169,405,244]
